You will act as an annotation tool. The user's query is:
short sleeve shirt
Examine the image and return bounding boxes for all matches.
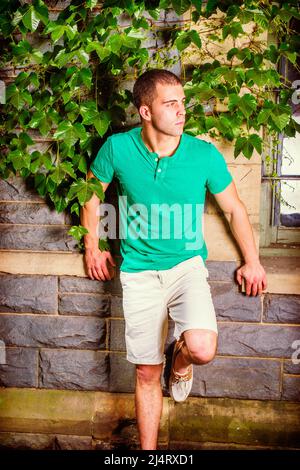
[90,126,233,272]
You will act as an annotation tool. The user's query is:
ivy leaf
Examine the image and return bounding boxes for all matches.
[189,30,202,49]
[175,32,191,52]
[68,225,89,241]
[234,136,253,159]
[172,0,191,15]
[8,150,31,170]
[94,111,111,137]
[49,162,76,184]
[80,68,92,88]
[249,134,262,154]
[238,94,257,118]
[270,110,290,131]
[30,151,53,173]
[51,25,65,42]
[257,108,272,125]
[80,101,99,125]
[206,0,218,13]
[76,49,89,65]
[86,0,98,8]
[67,177,104,206]
[223,22,244,40]
[22,6,40,31]
[33,0,49,25]
[53,122,78,147]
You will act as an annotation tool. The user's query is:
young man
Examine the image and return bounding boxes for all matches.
[81,69,267,450]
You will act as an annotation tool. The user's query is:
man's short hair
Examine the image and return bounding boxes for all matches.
[133,69,182,110]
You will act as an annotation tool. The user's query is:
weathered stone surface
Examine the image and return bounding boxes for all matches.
[39,350,109,391]
[0,176,43,201]
[93,391,169,447]
[263,294,300,324]
[109,319,126,351]
[0,348,38,387]
[210,282,261,321]
[111,296,123,318]
[0,388,95,435]
[0,432,93,450]
[58,293,110,317]
[0,202,65,224]
[218,324,300,358]
[169,397,300,448]
[59,276,106,294]
[0,225,78,251]
[53,434,93,450]
[190,357,281,400]
[0,432,54,450]
[0,315,106,349]
[0,274,58,313]
[109,353,135,393]
[169,441,296,450]
[282,376,300,401]
[206,261,237,281]
[284,360,300,375]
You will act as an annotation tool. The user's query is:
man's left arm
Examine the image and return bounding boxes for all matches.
[213,181,267,296]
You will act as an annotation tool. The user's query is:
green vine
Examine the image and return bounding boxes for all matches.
[0,0,299,245]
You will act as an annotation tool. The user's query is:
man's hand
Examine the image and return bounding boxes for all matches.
[236,261,267,296]
[85,248,116,281]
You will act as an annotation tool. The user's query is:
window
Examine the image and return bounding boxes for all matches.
[260,22,300,256]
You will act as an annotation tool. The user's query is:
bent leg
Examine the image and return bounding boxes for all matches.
[175,329,217,373]
[135,363,164,450]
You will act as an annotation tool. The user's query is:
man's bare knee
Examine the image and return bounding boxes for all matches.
[184,330,217,365]
[136,364,163,386]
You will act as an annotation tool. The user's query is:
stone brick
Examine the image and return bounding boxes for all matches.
[282,376,300,401]
[109,319,125,351]
[0,315,106,349]
[111,296,123,318]
[0,202,65,224]
[59,276,106,294]
[0,432,54,450]
[0,388,95,435]
[0,348,38,387]
[0,274,58,314]
[58,293,110,317]
[190,357,281,400]
[39,350,109,391]
[218,324,300,358]
[0,176,43,201]
[263,294,300,324]
[284,360,300,375]
[0,225,78,251]
[206,260,237,281]
[53,434,93,450]
[109,353,135,393]
[169,397,300,447]
[210,282,261,322]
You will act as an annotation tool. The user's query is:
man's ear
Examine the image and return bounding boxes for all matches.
[139,105,151,121]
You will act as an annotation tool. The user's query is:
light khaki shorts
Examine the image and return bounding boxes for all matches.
[120,255,218,365]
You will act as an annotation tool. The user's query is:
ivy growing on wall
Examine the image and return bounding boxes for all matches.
[0,0,299,244]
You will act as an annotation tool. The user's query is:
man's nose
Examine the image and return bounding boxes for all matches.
[177,103,186,115]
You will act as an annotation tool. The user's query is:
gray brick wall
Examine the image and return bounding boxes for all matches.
[0,270,299,401]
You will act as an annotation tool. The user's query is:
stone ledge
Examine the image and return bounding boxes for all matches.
[0,251,299,295]
[0,389,299,449]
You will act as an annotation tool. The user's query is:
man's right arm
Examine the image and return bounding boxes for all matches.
[80,170,116,281]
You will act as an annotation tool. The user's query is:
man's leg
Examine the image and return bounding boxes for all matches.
[174,329,217,374]
[135,363,164,450]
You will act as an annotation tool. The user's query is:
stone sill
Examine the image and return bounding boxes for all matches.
[0,388,299,449]
[0,251,299,295]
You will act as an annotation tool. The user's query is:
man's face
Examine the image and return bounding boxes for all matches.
[144,83,186,137]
